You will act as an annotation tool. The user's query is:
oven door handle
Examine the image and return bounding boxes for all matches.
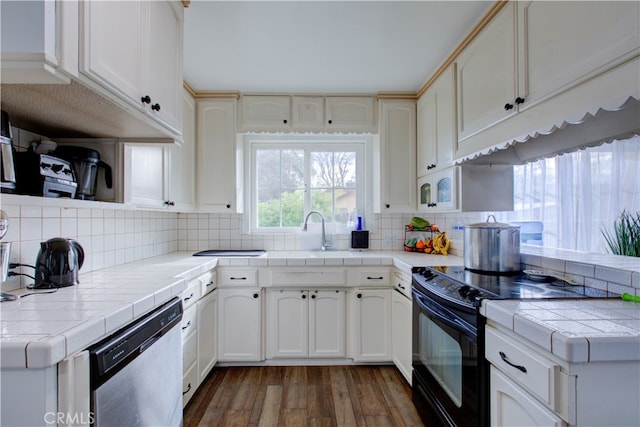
[413,291,477,339]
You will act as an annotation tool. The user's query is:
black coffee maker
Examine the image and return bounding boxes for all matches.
[34,238,84,288]
[54,146,112,200]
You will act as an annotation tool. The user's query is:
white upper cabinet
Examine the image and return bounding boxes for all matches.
[238,95,376,133]
[124,144,168,208]
[79,0,184,136]
[196,98,241,213]
[417,65,456,177]
[240,95,291,132]
[455,1,640,160]
[456,2,517,143]
[325,96,377,132]
[376,99,416,212]
[0,0,77,83]
[516,0,640,111]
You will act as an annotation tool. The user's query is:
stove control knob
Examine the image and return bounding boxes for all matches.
[467,288,481,300]
[458,285,471,297]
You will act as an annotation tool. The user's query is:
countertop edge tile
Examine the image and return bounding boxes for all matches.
[26,335,66,369]
[551,332,589,363]
[587,335,640,362]
[0,340,29,369]
[513,314,553,351]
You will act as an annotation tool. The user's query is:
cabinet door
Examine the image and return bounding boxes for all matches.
[80,1,144,108]
[491,367,566,427]
[266,290,309,358]
[517,1,640,111]
[352,290,392,362]
[291,96,325,129]
[218,289,262,361]
[166,90,196,210]
[456,2,517,143]
[417,166,459,212]
[378,99,416,212]
[325,96,376,132]
[309,290,345,358]
[197,289,217,383]
[197,99,239,212]
[417,66,456,178]
[124,144,168,208]
[146,1,183,133]
[240,95,291,131]
[391,291,412,384]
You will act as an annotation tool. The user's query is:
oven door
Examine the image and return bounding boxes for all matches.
[412,286,482,427]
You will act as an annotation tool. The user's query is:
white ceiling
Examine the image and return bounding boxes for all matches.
[183,1,493,94]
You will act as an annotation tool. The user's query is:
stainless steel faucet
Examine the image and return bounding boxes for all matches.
[302,211,330,251]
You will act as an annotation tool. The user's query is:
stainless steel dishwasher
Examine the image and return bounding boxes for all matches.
[88,297,183,426]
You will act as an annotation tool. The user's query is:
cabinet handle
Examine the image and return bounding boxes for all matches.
[183,383,191,395]
[183,293,194,303]
[427,203,437,208]
[367,276,384,280]
[181,320,192,331]
[427,163,436,170]
[385,204,390,208]
[164,200,175,206]
[230,277,247,280]
[226,204,231,209]
[357,293,362,299]
[283,119,288,124]
[151,103,161,112]
[499,351,527,373]
[327,119,333,124]
[515,97,525,105]
[311,294,316,299]
[398,284,405,289]
[504,103,514,111]
[206,281,214,288]
[302,294,307,299]
[253,293,259,299]
[141,95,151,104]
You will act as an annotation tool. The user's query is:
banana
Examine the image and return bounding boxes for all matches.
[432,232,450,255]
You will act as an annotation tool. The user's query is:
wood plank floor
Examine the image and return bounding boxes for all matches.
[183,365,425,427]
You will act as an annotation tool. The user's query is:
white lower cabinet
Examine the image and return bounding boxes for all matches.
[351,289,392,362]
[196,289,217,383]
[266,289,346,358]
[491,366,565,427]
[391,290,412,384]
[181,304,198,407]
[217,288,262,361]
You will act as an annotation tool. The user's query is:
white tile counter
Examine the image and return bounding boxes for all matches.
[481,298,640,363]
[0,250,462,369]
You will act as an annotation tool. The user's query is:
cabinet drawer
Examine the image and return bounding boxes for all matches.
[182,362,198,407]
[218,269,258,286]
[486,327,562,409]
[181,279,202,310]
[200,271,216,296]
[182,329,197,375]
[180,305,197,341]
[358,269,391,285]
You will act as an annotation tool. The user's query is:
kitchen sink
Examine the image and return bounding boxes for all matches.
[193,250,267,257]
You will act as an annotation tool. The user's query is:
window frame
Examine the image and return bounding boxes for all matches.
[243,134,370,234]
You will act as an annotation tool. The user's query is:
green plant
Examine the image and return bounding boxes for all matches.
[602,210,640,257]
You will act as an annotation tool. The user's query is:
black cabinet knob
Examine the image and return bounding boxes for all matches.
[141,95,151,104]
[504,103,514,111]
[283,119,288,124]
[151,103,161,111]
[311,294,316,299]
[253,293,259,299]
[302,294,307,299]
[357,293,362,299]
[385,204,390,208]
[515,97,525,105]
[226,204,231,209]
[328,119,333,124]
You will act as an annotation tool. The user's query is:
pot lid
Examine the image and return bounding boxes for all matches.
[466,215,520,229]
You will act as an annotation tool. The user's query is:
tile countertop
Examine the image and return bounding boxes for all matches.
[0,251,462,370]
[481,299,640,363]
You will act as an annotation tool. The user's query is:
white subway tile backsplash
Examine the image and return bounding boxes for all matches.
[21,218,42,241]
[595,265,633,286]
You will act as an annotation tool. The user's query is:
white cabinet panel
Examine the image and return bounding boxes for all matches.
[351,289,392,362]
[197,289,217,383]
[266,290,309,358]
[218,288,262,361]
[392,290,412,384]
[325,96,377,132]
[309,290,346,358]
[377,99,416,212]
[196,98,240,212]
[240,95,291,131]
[291,96,325,129]
[124,144,168,208]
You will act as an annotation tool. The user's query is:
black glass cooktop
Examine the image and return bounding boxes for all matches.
[413,266,618,308]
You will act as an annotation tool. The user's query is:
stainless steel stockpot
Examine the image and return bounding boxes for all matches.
[463,215,521,273]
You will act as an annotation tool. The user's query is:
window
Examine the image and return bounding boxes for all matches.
[495,135,640,253]
[245,135,367,233]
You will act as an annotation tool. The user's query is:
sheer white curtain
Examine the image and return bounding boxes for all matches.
[496,135,640,253]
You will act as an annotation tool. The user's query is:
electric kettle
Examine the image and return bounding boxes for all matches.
[34,238,84,288]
